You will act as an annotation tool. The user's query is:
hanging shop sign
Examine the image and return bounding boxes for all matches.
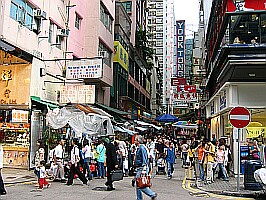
[176,20,185,78]
[220,91,227,110]
[66,59,103,79]
[177,85,196,93]
[12,110,29,123]
[246,127,265,138]
[171,78,187,86]
[60,85,95,104]
[173,92,198,101]
[114,41,129,71]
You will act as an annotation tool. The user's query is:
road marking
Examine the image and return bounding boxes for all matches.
[182,168,254,200]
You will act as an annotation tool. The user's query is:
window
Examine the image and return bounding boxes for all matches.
[98,41,112,66]
[122,2,132,13]
[75,13,82,29]
[100,3,113,33]
[10,0,34,30]
[48,21,53,43]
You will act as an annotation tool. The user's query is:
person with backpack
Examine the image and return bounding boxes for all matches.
[165,142,176,179]
[96,139,106,179]
[66,138,88,186]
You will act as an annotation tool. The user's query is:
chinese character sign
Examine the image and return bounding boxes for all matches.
[1,70,12,87]
[12,110,29,123]
[173,92,198,102]
[66,59,103,79]
[60,85,95,104]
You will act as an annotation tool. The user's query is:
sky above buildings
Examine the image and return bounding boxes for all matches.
[174,0,200,38]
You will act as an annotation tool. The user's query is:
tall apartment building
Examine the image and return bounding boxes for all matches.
[0,0,115,169]
[147,0,175,114]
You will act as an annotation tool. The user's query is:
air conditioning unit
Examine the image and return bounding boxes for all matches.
[57,29,69,37]
[34,9,47,19]
[99,51,107,58]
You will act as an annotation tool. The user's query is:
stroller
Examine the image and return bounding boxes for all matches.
[156,154,166,175]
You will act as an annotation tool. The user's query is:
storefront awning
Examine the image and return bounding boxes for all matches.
[95,103,129,115]
[31,96,58,109]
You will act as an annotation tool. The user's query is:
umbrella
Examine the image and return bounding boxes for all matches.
[155,114,178,122]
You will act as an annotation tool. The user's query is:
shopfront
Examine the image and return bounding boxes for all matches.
[0,49,31,169]
[206,82,266,174]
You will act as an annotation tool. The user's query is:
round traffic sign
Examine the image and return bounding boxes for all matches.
[229,107,251,128]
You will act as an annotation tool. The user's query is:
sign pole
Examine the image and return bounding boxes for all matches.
[237,128,240,192]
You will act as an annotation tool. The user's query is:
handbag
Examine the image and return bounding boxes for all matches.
[110,170,124,181]
[136,173,151,189]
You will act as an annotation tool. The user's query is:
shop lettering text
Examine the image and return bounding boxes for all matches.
[0,99,17,104]
[1,70,12,87]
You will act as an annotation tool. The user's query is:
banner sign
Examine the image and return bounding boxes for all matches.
[60,85,95,104]
[66,59,103,79]
[177,85,196,93]
[171,78,187,86]
[227,0,266,12]
[173,92,198,101]
[176,20,185,78]
[12,110,29,123]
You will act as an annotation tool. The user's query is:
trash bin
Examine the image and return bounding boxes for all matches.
[244,160,262,190]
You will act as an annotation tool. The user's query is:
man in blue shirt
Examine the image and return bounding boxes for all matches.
[134,135,157,200]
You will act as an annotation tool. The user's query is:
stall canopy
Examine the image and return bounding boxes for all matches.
[155,114,178,122]
[46,106,114,137]
[172,121,198,129]
[114,125,137,136]
[135,120,162,130]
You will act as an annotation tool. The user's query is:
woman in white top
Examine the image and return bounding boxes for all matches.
[82,139,92,180]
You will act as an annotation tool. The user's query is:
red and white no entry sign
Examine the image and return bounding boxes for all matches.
[229,107,251,128]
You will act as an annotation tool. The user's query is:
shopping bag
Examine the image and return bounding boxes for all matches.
[110,170,124,181]
[136,173,151,189]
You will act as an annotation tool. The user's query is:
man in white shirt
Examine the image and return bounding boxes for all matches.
[147,138,156,168]
[53,139,66,182]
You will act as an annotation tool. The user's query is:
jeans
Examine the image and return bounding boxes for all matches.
[98,162,105,177]
[167,162,174,177]
[83,158,92,179]
[215,163,228,180]
[198,161,204,181]
[182,152,188,166]
[136,167,156,200]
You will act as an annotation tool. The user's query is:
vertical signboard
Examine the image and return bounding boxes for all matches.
[176,20,185,78]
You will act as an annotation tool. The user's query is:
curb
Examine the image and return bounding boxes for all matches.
[195,185,264,198]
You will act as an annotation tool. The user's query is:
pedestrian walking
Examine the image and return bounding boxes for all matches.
[134,135,157,200]
[96,139,106,179]
[82,139,93,180]
[204,139,215,184]
[194,141,205,181]
[165,142,176,179]
[0,143,6,195]
[37,160,51,190]
[66,138,88,186]
[215,145,229,181]
[33,139,45,182]
[53,139,66,182]
[105,137,118,191]
[181,141,189,167]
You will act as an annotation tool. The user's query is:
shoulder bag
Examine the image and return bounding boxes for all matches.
[136,173,151,189]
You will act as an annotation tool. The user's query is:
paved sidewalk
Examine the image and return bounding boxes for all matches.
[2,168,36,185]
[191,162,266,198]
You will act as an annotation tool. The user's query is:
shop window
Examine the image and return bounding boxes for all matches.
[230,14,260,44]
[10,0,34,30]
[260,14,266,43]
